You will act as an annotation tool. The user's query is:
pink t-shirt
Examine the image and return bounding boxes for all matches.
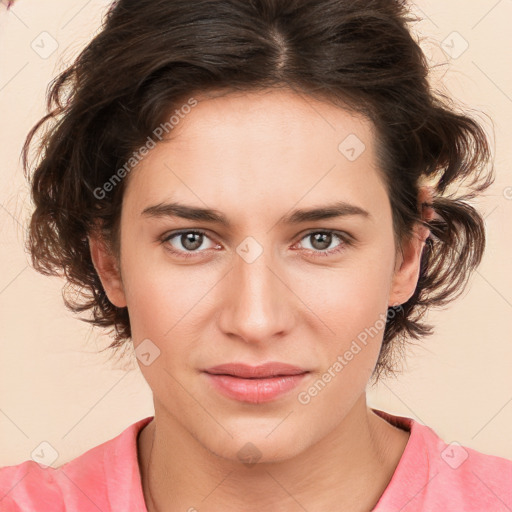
[1,408,511,511]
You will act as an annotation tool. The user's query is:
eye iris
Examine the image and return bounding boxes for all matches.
[182,232,203,251]
[311,232,332,251]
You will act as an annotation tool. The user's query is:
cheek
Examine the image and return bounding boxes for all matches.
[296,256,393,331]
[122,224,395,349]
[119,243,181,341]
[295,269,391,413]
[120,246,216,365]
[292,253,394,371]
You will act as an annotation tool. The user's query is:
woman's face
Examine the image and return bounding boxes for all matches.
[92,88,424,462]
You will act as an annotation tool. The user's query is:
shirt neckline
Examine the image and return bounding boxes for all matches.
[124,408,425,512]
[370,408,429,510]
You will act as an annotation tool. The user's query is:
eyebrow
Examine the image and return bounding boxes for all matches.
[141,200,371,227]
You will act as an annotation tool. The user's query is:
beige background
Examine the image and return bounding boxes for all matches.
[0,0,511,467]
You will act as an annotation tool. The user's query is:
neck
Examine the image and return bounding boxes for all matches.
[138,394,409,512]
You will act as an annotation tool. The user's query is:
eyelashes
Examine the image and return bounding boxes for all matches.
[160,229,353,260]
[161,230,219,259]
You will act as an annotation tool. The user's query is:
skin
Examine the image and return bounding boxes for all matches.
[89,88,432,512]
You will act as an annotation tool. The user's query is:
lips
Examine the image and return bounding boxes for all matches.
[202,362,310,403]
[203,362,309,379]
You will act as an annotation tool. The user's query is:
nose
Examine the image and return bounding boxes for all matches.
[217,241,295,346]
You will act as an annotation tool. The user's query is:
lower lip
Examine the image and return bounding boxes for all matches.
[204,372,308,404]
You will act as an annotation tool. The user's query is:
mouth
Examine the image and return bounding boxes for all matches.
[202,362,310,403]
[203,362,309,379]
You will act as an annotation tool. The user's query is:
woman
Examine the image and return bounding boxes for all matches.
[1,0,511,511]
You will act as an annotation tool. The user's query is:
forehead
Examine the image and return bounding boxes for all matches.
[169,88,374,148]
[122,88,389,223]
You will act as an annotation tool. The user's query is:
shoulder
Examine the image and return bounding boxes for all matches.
[372,409,512,511]
[0,459,63,512]
[0,416,153,512]
[419,422,512,507]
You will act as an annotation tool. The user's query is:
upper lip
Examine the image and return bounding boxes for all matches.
[203,362,309,379]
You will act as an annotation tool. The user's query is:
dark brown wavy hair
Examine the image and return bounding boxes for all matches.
[22,0,494,383]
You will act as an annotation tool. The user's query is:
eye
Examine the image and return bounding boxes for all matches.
[294,230,351,257]
[161,230,219,258]
[160,229,352,259]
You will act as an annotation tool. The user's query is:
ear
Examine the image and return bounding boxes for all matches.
[88,232,127,308]
[388,186,435,307]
